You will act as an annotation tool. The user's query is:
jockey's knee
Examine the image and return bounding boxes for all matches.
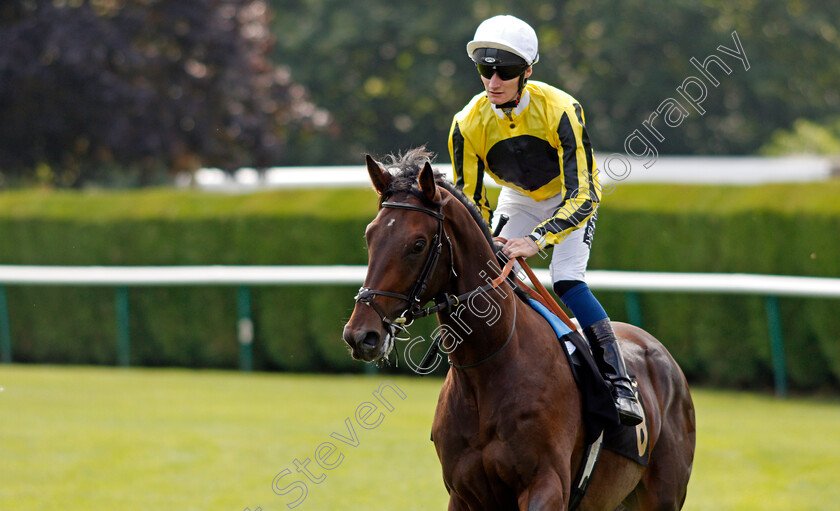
[553,279,584,298]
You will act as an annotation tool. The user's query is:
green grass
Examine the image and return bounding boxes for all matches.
[1,366,839,510]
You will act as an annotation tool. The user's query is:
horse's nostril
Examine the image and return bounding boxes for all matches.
[362,331,380,348]
[342,328,353,347]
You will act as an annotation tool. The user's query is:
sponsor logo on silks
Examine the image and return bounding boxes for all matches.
[583,213,597,248]
[483,57,498,64]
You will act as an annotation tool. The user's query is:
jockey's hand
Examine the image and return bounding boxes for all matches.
[502,237,539,259]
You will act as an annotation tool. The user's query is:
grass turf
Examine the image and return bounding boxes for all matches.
[1,366,839,510]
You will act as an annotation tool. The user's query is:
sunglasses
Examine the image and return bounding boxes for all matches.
[475,63,529,81]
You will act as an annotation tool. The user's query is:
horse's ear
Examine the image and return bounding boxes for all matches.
[365,154,391,195]
[418,161,440,202]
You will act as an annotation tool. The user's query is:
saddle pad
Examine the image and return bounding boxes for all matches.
[527,298,650,467]
[527,298,574,337]
[602,384,650,466]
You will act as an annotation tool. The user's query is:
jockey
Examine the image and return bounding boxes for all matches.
[448,14,643,426]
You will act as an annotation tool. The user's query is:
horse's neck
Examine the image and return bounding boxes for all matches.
[439,205,519,369]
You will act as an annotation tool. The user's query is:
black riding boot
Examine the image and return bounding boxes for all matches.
[583,318,644,427]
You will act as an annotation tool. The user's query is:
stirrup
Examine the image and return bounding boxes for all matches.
[610,378,643,427]
[615,395,643,427]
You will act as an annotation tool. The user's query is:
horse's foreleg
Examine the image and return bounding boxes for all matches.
[518,470,567,511]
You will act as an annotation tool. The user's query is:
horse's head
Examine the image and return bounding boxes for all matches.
[342,151,456,363]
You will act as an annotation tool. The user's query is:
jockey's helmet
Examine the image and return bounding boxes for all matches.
[467,15,539,67]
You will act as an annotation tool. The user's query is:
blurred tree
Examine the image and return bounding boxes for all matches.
[3,0,837,179]
[0,0,329,187]
[270,0,840,164]
[759,117,840,155]
[269,0,478,164]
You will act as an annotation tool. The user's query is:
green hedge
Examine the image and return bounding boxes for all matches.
[1,183,839,390]
[0,188,379,372]
[590,183,840,390]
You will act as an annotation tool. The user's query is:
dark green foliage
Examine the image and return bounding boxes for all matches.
[269,0,840,163]
[4,1,840,184]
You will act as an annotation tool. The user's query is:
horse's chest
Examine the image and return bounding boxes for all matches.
[435,404,548,498]
[433,367,576,504]
[439,428,547,509]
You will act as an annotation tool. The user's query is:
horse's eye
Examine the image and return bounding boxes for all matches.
[412,239,427,253]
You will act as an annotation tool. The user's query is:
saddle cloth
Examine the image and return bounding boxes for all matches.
[528,298,650,466]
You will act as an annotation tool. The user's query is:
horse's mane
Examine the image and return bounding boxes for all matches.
[377,147,496,249]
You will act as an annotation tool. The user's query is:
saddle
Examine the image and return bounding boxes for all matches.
[475,241,652,468]
[527,297,650,467]
[526,294,650,510]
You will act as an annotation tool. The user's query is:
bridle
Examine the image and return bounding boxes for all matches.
[354,195,518,368]
[354,199,454,333]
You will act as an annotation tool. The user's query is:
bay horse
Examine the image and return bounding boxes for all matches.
[342,149,695,510]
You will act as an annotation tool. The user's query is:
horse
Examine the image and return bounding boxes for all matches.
[342,149,696,510]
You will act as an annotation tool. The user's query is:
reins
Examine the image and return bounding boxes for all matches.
[355,193,576,370]
[519,261,577,330]
[491,237,577,332]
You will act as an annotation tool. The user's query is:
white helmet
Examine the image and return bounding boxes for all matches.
[466,15,539,66]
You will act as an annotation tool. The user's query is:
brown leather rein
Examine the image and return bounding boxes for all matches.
[355,198,577,369]
[497,243,578,332]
